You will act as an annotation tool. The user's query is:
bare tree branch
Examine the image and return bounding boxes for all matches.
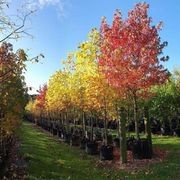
[0,10,35,43]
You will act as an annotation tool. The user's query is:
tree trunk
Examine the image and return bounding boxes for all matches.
[90,114,94,141]
[119,107,127,164]
[104,108,108,145]
[133,94,139,139]
[59,112,62,126]
[127,107,130,137]
[65,112,70,131]
[144,106,152,157]
[61,113,64,126]
[82,111,86,135]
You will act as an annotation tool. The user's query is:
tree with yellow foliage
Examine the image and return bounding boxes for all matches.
[45,70,73,128]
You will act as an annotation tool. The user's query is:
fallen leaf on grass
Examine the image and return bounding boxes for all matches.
[56,159,65,165]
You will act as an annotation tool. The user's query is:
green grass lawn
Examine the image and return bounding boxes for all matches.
[19,121,180,180]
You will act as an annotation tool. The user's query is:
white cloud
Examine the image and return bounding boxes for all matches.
[38,0,60,7]
[26,0,67,19]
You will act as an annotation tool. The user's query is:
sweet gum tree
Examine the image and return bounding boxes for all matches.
[99,3,169,163]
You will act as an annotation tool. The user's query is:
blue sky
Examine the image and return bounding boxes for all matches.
[9,0,180,93]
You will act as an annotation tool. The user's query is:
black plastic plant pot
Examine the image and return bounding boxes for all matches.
[58,130,62,138]
[140,138,152,159]
[80,138,88,149]
[64,133,71,144]
[132,139,143,159]
[0,157,5,175]
[50,127,53,134]
[127,136,135,151]
[110,122,117,130]
[0,158,3,169]
[94,132,102,141]
[70,135,80,146]
[85,141,98,155]
[53,129,57,136]
[132,138,152,159]
[113,137,120,148]
[151,126,158,134]
[61,131,66,139]
[107,135,113,145]
[100,145,114,160]
[175,128,180,137]
[161,124,171,135]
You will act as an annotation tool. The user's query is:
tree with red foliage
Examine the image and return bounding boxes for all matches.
[99,3,169,163]
[99,2,169,138]
[36,84,47,109]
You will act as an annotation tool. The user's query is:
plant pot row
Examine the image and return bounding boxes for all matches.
[30,118,118,161]
[26,114,180,137]
[127,137,152,159]
[27,116,154,161]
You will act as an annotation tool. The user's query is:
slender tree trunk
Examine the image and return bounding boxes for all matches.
[59,112,62,125]
[62,113,64,126]
[119,107,127,164]
[82,111,86,135]
[144,106,152,158]
[133,94,139,139]
[127,107,130,137]
[73,107,76,126]
[90,113,94,141]
[104,108,108,145]
[65,112,69,131]
[81,111,83,130]
[48,111,50,122]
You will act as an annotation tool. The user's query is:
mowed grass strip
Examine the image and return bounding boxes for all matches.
[19,121,180,180]
[19,122,124,180]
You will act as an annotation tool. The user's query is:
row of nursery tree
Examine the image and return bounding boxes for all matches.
[0,1,42,175]
[0,42,28,150]
[26,3,180,163]
[0,43,29,172]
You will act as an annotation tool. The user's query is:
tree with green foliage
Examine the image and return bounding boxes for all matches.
[150,69,180,131]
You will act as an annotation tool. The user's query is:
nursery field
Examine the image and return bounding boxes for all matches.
[1,1,180,180]
[18,121,180,180]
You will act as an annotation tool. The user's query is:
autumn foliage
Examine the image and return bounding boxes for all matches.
[98,3,169,140]
[99,3,168,93]
[36,84,47,109]
[0,43,28,138]
[27,2,169,134]
[26,3,170,164]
